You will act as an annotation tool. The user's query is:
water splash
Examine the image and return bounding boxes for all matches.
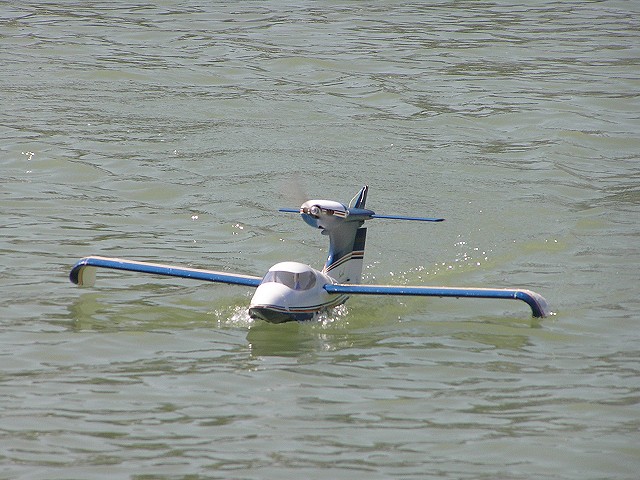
[314,303,350,327]
[210,305,254,328]
[362,236,495,285]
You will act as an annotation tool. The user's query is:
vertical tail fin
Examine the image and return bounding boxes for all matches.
[323,186,369,283]
[350,185,368,209]
[323,227,367,284]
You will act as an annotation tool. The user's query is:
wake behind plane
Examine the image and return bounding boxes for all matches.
[70,186,550,322]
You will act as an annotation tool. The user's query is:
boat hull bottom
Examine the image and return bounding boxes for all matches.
[248,307,316,324]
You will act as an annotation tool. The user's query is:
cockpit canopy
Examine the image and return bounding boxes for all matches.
[261,263,317,291]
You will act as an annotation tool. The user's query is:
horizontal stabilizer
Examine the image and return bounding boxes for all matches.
[70,256,262,288]
[324,284,550,318]
[371,214,444,222]
[278,209,444,223]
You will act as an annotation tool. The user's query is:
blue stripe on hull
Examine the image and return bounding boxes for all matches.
[249,295,349,323]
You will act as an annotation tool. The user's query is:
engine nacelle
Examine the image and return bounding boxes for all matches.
[300,200,347,230]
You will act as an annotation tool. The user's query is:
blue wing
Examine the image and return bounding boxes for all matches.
[324,283,550,318]
[70,256,262,288]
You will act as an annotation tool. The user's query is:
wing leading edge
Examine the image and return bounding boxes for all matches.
[324,283,550,318]
[70,256,262,288]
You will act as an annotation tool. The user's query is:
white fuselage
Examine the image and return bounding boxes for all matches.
[248,262,347,323]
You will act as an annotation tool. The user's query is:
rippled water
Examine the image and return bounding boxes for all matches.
[2,1,639,479]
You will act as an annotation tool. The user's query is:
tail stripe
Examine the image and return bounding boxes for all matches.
[323,250,364,274]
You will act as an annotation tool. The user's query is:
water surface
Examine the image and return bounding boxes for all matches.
[1,1,639,479]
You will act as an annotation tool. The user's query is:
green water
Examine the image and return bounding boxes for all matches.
[1,1,639,478]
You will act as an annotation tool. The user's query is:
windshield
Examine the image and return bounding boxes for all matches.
[262,270,316,290]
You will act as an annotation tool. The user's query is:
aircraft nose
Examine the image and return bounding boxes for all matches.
[249,282,312,323]
[249,282,291,309]
[249,283,296,323]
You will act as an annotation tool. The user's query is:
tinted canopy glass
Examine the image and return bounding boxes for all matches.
[262,270,317,290]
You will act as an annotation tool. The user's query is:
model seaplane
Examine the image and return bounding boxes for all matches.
[70,186,550,322]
